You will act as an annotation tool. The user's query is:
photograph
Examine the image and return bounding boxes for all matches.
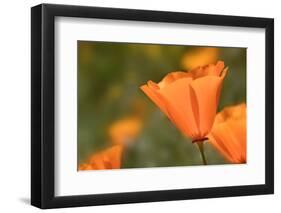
[77,41,247,170]
[29,3,274,209]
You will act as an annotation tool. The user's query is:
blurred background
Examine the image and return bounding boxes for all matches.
[78,41,246,169]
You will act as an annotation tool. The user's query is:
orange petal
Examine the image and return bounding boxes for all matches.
[140,84,179,120]
[158,71,192,89]
[88,145,124,170]
[105,145,124,168]
[89,153,107,170]
[227,119,246,162]
[215,67,228,107]
[190,61,226,79]
[208,104,247,164]
[214,103,246,126]
[214,61,226,76]
[190,76,224,137]
[208,130,235,163]
[209,122,243,163]
[158,77,199,138]
[140,84,169,117]
[79,163,93,171]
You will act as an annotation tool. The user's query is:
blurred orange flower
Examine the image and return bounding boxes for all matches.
[79,145,124,170]
[108,117,142,145]
[181,47,219,70]
[208,103,246,163]
[140,61,228,141]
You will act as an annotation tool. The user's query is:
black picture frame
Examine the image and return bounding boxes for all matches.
[31,3,274,209]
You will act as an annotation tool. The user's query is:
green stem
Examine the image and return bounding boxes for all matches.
[196,141,207,165]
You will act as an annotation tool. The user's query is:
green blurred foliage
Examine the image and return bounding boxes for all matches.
[78,41,246,168]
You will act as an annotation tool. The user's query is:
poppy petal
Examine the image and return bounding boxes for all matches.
[208,104,247,164]
[190,76,224,137]
[158,71,192,88]
[140,84,169,117]
[158,77,199,138]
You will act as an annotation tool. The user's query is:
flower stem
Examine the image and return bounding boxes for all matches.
[196,141,207,165]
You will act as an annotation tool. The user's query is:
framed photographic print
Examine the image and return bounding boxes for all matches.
[31,3,274,209]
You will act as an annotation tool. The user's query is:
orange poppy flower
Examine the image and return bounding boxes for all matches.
[79,163,94,170]
[108,117,142,145]
[181,47,219,70]
[140,61,228,141]
[208,103,246,163]
[79,145,124,170]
